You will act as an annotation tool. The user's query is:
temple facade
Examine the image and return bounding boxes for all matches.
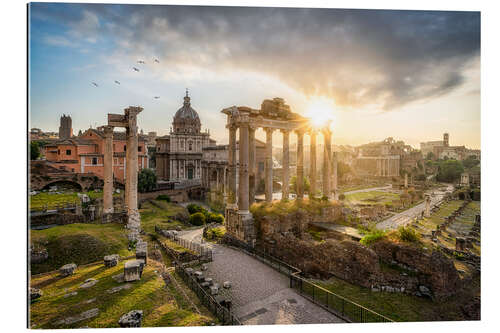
[156,91,215,185]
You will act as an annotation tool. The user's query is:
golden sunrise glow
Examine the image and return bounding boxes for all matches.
[305,97,337,130]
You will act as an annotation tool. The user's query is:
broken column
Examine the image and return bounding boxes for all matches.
[424,195,431,218]
[125,107,142,236]
[404,173,408,188]
[124,259,144,282]
[103,125,114,217]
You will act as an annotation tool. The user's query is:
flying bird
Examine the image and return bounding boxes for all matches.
[154,58,159,63]
[137,60,145,64]
[114,80,120,85]
[133,67,140,72]
[154,96,160,99]
[91,82,98,87]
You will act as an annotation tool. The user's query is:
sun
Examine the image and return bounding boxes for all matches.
[305,97,336,130]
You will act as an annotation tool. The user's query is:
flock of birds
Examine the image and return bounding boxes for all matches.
[90,58,161,99]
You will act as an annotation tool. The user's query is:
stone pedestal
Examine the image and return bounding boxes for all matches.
[124,259,144,282]
[104,254,119,268]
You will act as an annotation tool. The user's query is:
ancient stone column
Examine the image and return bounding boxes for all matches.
[265,128,274,202]
[425,195,431,217]
[332,151,338,200]
[227,124,237,207]
[404,173,408,188]
[322,129,332,198]
[309,131,317,199]
[249,126,256,206]
[281,129,290,201]
[124,106,142,232]
[238,123,250,212]
[103,125,114,214]
[296,130,304,199]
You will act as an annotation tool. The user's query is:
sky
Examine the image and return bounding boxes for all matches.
[28,3,480,149]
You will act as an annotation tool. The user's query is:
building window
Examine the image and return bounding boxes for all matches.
[92,157,98,165]
[113,144,115,150]
[71,168,74,172]
[57,149,60,155]
[124,145,126,151]
[138,146,142,152]
[66,149,71,155]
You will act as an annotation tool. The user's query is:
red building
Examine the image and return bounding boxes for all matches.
[43,127,148,183]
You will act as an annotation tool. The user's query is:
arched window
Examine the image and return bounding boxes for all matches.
[189,142,193,151]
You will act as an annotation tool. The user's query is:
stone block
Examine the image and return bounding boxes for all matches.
[124,260,144,282]
[456,237,466,251]
[201,263,208,271]
[59,263,77,277]
[196,274,205,282]
[30,288,42,302]
[223,281,231,289]
[118,310,143,328]
[136,241,148,265]
[79,278,98,289]
[204,277,213,285]
[200,282,210,288]
[194,271,203,277]
[185,267,194,276]
[104,254,119,268]
[209,285,219,295]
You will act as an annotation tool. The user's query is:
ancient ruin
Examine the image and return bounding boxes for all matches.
[221,98,337,245]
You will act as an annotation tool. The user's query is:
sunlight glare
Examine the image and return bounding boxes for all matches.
[305,97,337,130]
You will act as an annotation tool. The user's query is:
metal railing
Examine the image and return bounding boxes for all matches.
[222,236,394,323]
[175,261,241,325]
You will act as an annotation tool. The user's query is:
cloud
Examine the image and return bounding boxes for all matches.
[43,35,78,48]
[31,4,480,111]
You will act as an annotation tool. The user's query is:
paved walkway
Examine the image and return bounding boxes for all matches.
[178,228,344,325]
[376,184,454,230]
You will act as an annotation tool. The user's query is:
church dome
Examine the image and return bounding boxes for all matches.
[172,90,201,134]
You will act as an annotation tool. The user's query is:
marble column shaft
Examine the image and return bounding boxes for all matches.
[249,126,256,206]
[126,123,139,214]
[103,126,114,214]
[265,128,274,202]
[228,125,237,205]
[238,123,250,212]
[323,129,332,197]
[296,130,304,199]
[309,131,317,198]
[281,129,290,201]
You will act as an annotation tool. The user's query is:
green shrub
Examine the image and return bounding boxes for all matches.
[156,194,171,202]
[360,229,386,246]
[338,194,346,200]
[189,212,206,226]
[187,204,203,214]
[397,226,420,243]
[205,226,226,240]
[207,212,224,224]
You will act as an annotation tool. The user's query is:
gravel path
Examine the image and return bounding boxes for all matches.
[178,228,344,325]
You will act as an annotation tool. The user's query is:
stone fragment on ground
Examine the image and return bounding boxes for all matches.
[112,273,124,283]
[59,263,77,276]
[79,278,98,289]
[63,291,78,298]
[118,310,143,327]
[107,283,132,294]
[55,308,99,325]
[30,288,43,301]
[104,254,119,268]
[124,259,144,282]
[223,281,231,289]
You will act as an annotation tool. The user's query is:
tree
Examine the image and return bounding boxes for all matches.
[137,168,156,192]
[189,212,206,226]
[436,159,464,183]
[463,156,480,169]
[290,175,310,194]
[30,141,40,160]
[426,152,435,160]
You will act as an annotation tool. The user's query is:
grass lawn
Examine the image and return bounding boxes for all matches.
[344,191,399,205]
[140,200,189,234]
[31,223,133,275]
[30,191,120,210]
[30,260,213,328]
[313,274,479,322]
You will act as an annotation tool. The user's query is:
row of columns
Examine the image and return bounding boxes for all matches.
[226,123,336,214]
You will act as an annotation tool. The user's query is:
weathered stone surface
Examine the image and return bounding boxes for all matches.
[104,254,119,268]
[63,291,78,298]
[223,281,231,289]
[30,245,49,264]
[118,310,143,327]
[185,267,194,275]
[56,308,99,325]
[209,285,219,295]
[59,263,77,276]
[80,278,99,289]
[107,283,132,294]
[30,288,43,301]
[201,263,208,271]
[124,260,144,282]
[136,241,148,264]
[204,277,213,285]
